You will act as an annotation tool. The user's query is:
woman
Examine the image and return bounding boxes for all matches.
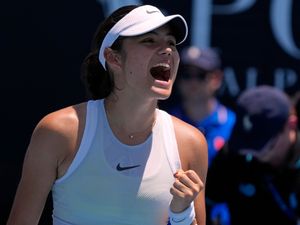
[7,4,208,225]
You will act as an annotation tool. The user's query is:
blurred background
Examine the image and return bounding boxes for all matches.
[1,0,299,224]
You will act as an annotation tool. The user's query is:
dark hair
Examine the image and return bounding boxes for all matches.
[81,5,139,100]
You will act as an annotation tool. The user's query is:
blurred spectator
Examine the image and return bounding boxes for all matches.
[170,46,236,165]
[168,46,236,225]
[291,90,300,129]
[206,85,300,225]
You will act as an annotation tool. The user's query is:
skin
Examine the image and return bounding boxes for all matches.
[7,25,208,225]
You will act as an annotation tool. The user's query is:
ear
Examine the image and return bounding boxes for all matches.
[209,70,223,90]
[288,113,298,131]
[104,48,122,70]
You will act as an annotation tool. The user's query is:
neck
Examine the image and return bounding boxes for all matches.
[104,97,157,145]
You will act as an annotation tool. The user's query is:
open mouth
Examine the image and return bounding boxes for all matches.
[150,63,171,82]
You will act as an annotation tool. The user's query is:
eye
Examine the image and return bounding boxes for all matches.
[141,37,155,43]
[168,39,176,46]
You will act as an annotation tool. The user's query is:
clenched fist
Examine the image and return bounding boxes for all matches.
[170,169,204,213]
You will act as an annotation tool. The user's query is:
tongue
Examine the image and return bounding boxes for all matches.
[150,66,170,81]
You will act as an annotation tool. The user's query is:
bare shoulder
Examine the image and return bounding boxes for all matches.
[35,102,86,137]
[171,116,206,147]
[171,116,208,181]
[28,102,87,177]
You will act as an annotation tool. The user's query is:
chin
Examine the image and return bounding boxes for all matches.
[151,87,172,100]
[158,95,171,101]
[155,92,172,101]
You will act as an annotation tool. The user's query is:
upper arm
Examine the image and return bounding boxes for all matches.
[172,116,208,225]
[7,107,81,225]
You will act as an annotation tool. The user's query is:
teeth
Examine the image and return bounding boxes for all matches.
[153,63,170,69]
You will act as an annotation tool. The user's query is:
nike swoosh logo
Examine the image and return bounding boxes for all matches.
[116,163,141,171]
[146,10,158,14]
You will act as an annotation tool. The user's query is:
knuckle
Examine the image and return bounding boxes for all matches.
[185,190,194,198]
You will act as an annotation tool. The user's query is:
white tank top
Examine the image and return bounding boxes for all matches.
[52,100,181,225]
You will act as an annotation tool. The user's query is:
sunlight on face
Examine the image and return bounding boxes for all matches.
[114,24,180,101]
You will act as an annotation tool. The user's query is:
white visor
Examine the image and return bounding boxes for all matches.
[99,5,188,70]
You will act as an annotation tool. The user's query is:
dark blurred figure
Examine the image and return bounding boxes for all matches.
[292,90,300,129]
[206,85,300,225]
[170,46,236,165]
[169,46,236,225]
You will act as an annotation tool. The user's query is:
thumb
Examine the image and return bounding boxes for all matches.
[173,169,184,178]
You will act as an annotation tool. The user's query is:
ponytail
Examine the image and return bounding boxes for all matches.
[81,5,138,100]
[81,50,113,99]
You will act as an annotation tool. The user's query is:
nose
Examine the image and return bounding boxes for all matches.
[158,46,172,56]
